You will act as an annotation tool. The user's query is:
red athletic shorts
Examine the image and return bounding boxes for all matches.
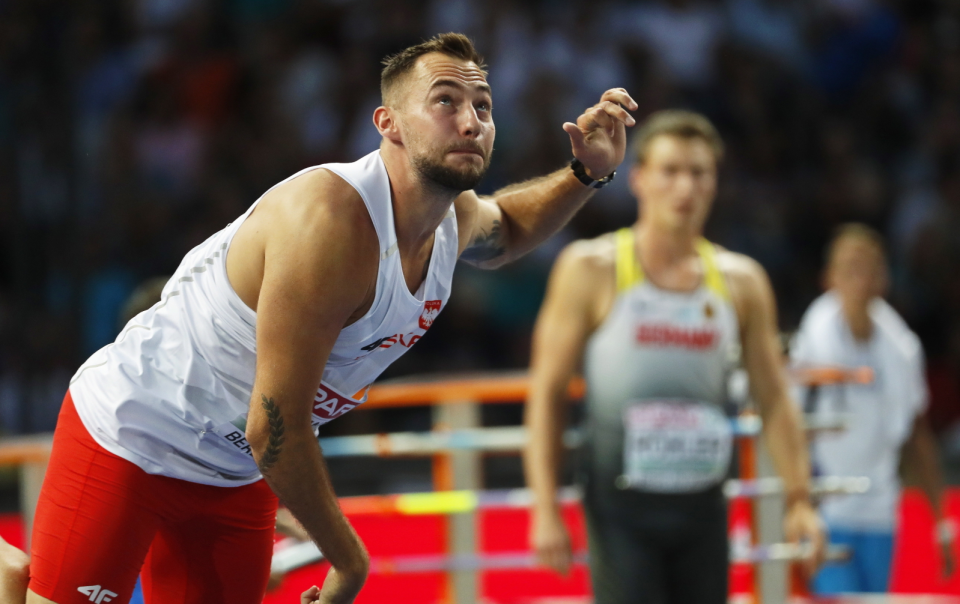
[29,391,279,604]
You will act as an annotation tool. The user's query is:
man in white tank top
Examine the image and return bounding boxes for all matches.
[791,225,953,593]
[524,110,825,603]
[21,33,639,604]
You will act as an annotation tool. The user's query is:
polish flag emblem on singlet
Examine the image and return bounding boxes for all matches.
[420,300,442,329]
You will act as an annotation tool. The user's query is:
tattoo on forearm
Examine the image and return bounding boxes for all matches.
[258,394,285,475]
[461,219,506,263]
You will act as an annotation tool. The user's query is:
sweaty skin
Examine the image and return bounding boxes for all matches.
[524,135,826,579]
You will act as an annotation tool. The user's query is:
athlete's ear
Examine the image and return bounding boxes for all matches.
[628,164,644,201]
[374,106,402,144]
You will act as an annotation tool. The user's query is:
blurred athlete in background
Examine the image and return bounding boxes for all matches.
[525,110,824,604]
[19,32,637,604]
[791,224,955,593]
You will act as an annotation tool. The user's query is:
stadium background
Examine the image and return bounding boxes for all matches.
[1,0,960,598]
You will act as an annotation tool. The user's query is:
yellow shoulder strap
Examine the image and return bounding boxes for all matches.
[696,238,730,301]
[615,228,643,293]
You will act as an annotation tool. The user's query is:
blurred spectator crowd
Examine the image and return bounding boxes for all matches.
[0,0,959,453]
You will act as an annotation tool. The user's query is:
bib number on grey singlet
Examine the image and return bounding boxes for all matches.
[212,381,365,459]
[620,400,732,492]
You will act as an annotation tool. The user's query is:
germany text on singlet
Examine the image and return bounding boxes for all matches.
[69,151,458,486]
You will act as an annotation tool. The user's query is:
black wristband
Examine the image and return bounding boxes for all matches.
[570,158,615,189]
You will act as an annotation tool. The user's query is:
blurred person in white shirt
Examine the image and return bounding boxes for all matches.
[791,223,955,593]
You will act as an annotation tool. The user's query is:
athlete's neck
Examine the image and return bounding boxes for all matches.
[380,144,458,253]
[840,295,873,342]
[634,221,699,265]
[633,221,702,290]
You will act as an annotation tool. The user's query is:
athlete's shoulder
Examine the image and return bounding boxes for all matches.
[545,234,617,302]
[279,167,365,213]
[544,234,618,324]
[714,248,768,287]
[712,248,776,319]
[556,232,617,273]
[261,167,374,243]
[227,165,378,312]
[870,298,923,358]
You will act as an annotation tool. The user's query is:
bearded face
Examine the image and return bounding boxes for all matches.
[382,53,496,193]
[411,139,492,193]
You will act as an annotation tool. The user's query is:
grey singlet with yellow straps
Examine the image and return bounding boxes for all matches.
[582,228,741,493]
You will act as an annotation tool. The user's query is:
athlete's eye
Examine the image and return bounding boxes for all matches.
[476,101,490,112]
[438,96,453,106]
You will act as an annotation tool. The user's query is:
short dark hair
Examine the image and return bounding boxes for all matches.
[380,33,486,105]
[632,110,724,164]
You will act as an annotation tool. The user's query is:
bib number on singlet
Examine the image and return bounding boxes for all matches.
[212,381,366,459]
[620,400,732,493]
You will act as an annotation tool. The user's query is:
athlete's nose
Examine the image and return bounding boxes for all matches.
[458,105,481,138]
[675,170,696,196]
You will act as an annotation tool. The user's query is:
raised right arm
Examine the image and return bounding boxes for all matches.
[240,171,379,603]
[523,239,612,575]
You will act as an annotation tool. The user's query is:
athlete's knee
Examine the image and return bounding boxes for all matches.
[1,556,29,591]
[26,588,60,604]
[0,538,29,589]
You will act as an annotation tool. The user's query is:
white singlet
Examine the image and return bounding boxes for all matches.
[791,291,927,531]
[69,150,458,486]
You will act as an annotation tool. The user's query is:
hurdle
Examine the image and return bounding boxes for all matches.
[271,538,854,576]
[350,370,873,604]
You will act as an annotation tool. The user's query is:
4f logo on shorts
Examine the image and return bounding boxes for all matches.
[78,585,118,603]
[420,300,442,329]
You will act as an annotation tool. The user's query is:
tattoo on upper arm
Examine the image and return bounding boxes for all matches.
[258,394,286,475]
[461,219,506,263]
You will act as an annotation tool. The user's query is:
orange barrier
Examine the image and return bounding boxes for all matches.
[365,372,585,408]
[789,365,874,386]
[0,434,52,465]
[364,365,870,409]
